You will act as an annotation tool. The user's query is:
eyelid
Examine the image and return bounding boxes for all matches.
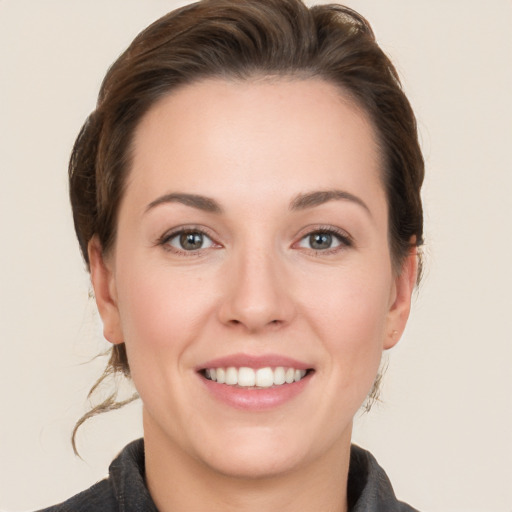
[157,225,222,254]
[293,225,354,252]
[156,224,352,255]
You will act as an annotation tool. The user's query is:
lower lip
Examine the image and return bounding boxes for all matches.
[200,373,312,411]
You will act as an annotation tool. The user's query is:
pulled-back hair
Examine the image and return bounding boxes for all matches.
[70,0,424,451]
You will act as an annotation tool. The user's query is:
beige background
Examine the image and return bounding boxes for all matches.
[1,1,511,511]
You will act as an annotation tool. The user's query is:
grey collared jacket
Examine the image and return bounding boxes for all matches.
[37,439,418,511]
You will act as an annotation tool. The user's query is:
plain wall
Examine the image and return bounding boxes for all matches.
[1,1,511,511]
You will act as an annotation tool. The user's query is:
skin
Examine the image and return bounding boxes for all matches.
[89,78,417,512]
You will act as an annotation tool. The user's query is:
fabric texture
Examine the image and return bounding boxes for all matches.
[37,439,418,511]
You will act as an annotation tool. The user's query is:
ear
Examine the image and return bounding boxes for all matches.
[88,236,124,345]
[384,245,418,350]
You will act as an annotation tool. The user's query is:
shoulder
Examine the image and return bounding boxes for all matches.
[35,478,116,512]
[349,444,419,512]
[35,439,155,512]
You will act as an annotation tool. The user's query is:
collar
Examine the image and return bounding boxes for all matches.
[107,439,417,512]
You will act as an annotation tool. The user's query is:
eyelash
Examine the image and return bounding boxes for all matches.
[157,226,220,256]
[157,225,353,256]
[295,226,353,255]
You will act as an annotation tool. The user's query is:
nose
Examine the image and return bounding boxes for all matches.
[217,247,296,333]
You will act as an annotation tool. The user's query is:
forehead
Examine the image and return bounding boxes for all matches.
[127,77,384,212]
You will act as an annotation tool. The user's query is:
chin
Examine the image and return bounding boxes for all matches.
[191,421,338,481]
[202,441,306,480]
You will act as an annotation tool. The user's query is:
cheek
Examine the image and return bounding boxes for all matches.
[113,263,221,432]
[300,263,392,383]
[114,260,217,362]
[303,259,391,332]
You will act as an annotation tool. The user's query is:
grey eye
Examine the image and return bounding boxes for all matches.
[298,231,343,251]
[168,231,215,251]
[309,233,333,250]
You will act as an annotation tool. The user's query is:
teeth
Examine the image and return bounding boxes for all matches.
[216,368,226,384]
[204,366,307,388]
[256,367,274,387]
[273,366,286,385]
[225,367,238,385]
[238,367,255,387]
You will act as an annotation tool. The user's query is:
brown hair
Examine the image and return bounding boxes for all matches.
[70,0,424,452]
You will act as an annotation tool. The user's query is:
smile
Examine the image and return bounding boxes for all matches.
[197,354,314,409]
[203,366,308,388]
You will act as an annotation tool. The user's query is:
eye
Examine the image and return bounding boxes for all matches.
[163,229,216,252]
[297,229,351,252]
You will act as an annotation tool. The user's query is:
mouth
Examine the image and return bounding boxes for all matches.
[200,366,313,389]
[196,354,315,409]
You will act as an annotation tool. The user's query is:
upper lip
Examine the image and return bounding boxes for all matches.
[196,353,312,371]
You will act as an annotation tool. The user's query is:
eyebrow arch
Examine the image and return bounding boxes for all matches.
[145,193,223,214]
[290,189,371,216]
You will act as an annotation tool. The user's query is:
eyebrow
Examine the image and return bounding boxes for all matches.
[145,189,370,216]
[290,189,371,216]
[145,193,223,214]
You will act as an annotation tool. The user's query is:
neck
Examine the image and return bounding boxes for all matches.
[143,411,351,512]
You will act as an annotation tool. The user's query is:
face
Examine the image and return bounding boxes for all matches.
[90,78,416,479]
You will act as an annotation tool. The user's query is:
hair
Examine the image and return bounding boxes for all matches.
[70,0,424,453]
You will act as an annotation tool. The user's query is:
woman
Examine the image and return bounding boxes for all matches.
[40,0,424,510]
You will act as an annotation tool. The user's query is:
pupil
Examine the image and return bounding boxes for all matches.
[180,232,203,250]
[310,233,331,250]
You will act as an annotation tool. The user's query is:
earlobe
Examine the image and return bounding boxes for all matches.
[384,247,418,350]
[88,237,124,345]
